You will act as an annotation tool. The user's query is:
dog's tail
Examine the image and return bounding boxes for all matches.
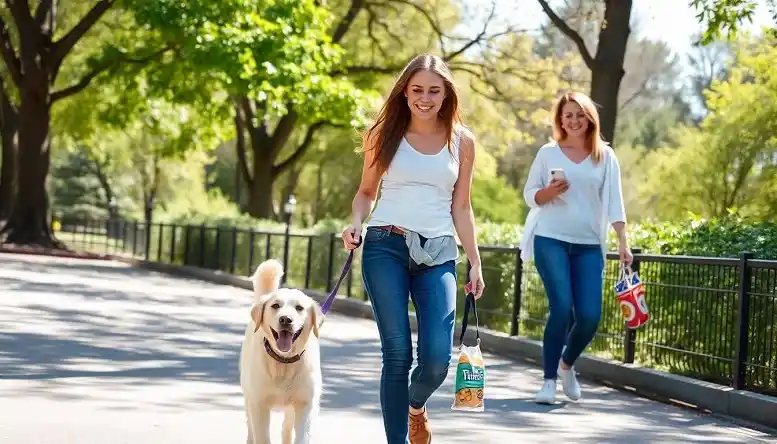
[251,259,284,299]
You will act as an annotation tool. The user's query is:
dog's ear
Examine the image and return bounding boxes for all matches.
[309,301,324,338]
[251,295,271,333]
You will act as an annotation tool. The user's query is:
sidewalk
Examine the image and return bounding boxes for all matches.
[0,253,774,443]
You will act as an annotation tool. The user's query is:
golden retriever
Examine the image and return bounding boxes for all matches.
[240,259,323,444]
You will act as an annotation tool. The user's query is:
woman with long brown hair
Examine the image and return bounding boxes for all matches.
[520,91,632,405]
[342,53,484,443]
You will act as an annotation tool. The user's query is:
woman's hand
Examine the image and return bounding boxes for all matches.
[547,178,569,197]
[342,221,362,251]
[534,179,569,205]
[619,242,633,266]
[466,264,486,300]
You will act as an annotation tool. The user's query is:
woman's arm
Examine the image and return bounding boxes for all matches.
[345,131,382,246]
[452,129,481,268]
[607,149,632,262]
[523,147,567,206]
[523,150,545,208]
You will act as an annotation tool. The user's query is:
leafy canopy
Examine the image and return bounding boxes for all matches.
[127,0,375,126]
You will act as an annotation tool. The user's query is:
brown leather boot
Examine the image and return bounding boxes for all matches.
[408,407,431,444]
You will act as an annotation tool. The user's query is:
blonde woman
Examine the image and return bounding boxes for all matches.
[519,91,632,404]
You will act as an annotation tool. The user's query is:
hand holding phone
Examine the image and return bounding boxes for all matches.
[547,168,569,198]
[550,168,566,182]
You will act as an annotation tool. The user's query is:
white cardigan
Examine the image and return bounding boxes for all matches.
[518,142,626,264]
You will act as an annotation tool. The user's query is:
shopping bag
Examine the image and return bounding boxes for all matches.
[614,265,650,329]
[451,291,486,412]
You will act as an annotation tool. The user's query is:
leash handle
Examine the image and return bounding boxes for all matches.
[320,240,360,314]
[458,292,480,346]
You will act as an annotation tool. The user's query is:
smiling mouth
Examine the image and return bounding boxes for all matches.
[415,104,433,112]
[271,327,303,353]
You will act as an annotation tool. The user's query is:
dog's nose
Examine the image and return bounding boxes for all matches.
[279,316,292,326]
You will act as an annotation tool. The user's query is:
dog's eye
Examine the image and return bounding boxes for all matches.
[295,305,303,312]
[271,303,280,309]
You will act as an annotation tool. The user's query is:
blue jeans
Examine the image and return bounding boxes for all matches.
[361,226,457,444]
[533,235,604,380]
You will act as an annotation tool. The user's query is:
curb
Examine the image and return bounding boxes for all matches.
[0,245,116,261]
[102,257,777,431]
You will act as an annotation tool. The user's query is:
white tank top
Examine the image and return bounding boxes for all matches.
[366,130,461,239]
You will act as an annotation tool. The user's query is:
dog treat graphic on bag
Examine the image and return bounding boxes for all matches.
[452,344,485,411]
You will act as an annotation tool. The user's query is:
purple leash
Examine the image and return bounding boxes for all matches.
[320,242,360,315]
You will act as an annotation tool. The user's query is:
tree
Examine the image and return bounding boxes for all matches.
[536,0,633,144]
[639,34,777,220]
[692,0,777,45]
[0,1,169,246]
[0,75,16,220]
[125,0,377,220]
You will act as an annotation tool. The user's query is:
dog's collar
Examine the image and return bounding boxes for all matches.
[263,337,305,364]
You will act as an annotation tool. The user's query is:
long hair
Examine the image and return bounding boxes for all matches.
[363,54,463,174]
[551,91,606,164]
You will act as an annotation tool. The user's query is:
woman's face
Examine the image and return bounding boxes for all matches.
[405,70,446,121]
[560,101,590,139]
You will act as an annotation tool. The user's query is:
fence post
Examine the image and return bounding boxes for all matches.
[144,222,152,261]
[623,247,641,364]
[229,228,238,274]
[183,225,191,265]
[247,230,256,275]
[304,236,313,289]
[169,225,177,264]
[326,233,336,292]
[511,248,523,336]
[733,251,754,390]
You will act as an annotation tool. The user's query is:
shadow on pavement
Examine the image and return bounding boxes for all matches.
[0,254,772,443]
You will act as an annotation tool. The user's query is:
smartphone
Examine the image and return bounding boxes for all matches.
[550,168,566,181]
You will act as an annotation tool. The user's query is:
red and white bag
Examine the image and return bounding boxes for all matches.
[614,265,650,329]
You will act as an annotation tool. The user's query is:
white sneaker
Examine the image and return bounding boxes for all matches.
[535,379,557,404]
[558,363,581,401]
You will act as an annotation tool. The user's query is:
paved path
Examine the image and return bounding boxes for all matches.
[0,253,775,444]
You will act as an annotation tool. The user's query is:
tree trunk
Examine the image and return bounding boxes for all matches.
[0,99,18,221]
[246,151,277,219]
[1,91,61,247]
[589,0,632,144]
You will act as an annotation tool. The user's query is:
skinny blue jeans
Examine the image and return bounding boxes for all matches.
[533,235,604,380]
[361,226,457,444]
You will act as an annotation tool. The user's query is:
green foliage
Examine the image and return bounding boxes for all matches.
[127,0,376,126]
[691,0,760,44]
[636,33,777,221]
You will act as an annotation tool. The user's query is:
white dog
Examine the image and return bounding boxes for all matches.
[240,259,323,444]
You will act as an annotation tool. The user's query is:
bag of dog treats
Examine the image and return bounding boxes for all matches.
[451,292,485,412]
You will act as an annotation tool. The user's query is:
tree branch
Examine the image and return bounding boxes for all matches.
[51,0,116,76]
[273,121,330,176]
[50,46,172,103]
[332,0,366,43]
[536,0,595,69]
[34,0,54,28]
[269,109,299,158]
[0,18,23,88]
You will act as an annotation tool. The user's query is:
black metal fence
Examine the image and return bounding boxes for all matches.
[55,217,777,397]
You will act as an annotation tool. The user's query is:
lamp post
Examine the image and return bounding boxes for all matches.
[282,194,296,285]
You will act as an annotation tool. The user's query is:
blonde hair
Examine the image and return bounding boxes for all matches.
[551,91,606,164]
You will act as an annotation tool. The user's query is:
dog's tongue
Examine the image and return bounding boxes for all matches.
[276,330,293,352]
